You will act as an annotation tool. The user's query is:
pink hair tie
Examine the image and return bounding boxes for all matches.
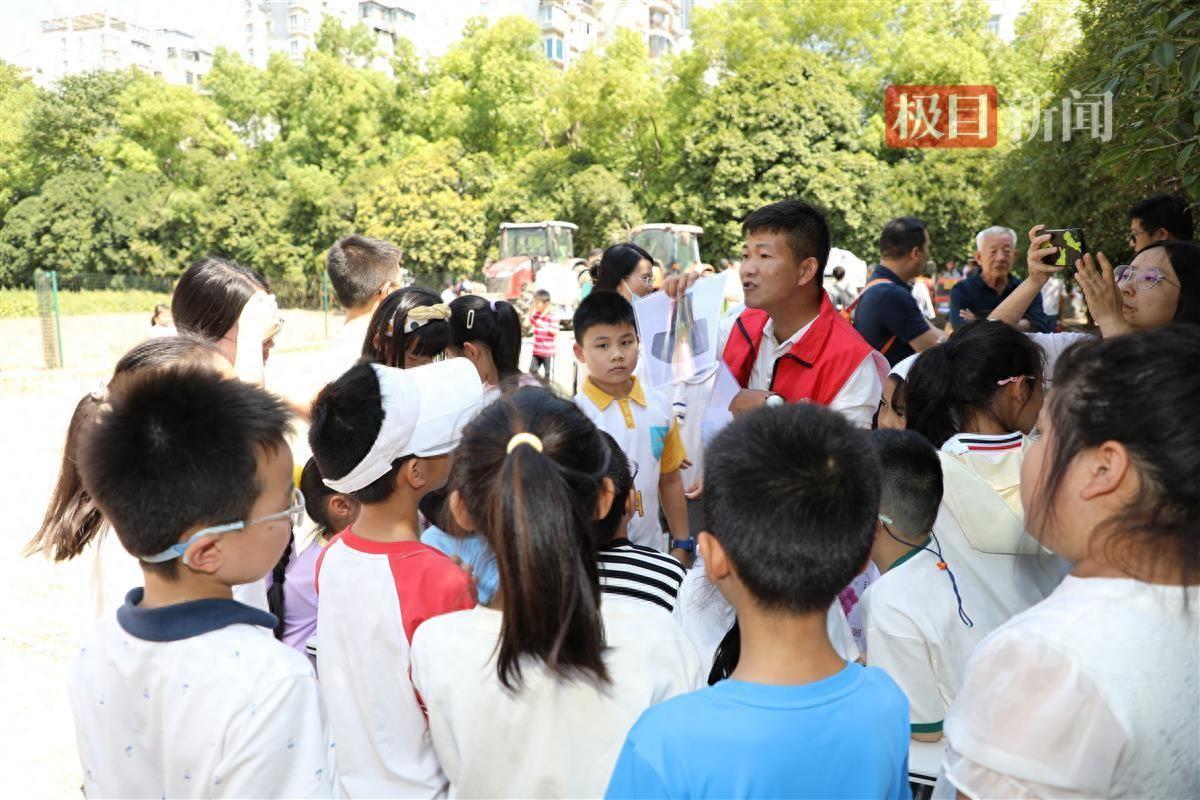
[997,375,1033,386]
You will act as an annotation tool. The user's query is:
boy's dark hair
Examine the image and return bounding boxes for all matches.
[871,429,943,538]
[308,362,405,504]
[534,289,552,302]
[597,431,634,542]
[703,404,880,613]
[78,366,292,579]
[742,199,832,273]
[1128,193,1194,241]
[573,290,636,343]
[832,266,845,280]
[326,234,401,310]
[880,216,928,260]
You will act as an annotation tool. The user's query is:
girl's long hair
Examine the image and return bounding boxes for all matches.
[171,256,270,341]
[448,295,522,380]
[25,335,224,562]
[449,386,610,689]
[591,243,654,293]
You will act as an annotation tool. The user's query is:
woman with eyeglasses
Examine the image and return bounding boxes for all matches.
[590,243,658,302]
[989,227,1200,380]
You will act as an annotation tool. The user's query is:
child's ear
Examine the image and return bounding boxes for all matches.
[623,487,635,517]
[448,490,476,532]
[573,342,585,363]
[182,532,223,575]
[698,531,729,581]
[594,476,616,520]
[402,458,427,491]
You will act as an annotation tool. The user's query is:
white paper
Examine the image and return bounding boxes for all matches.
[700,362,739,446]
[632,275,725,388]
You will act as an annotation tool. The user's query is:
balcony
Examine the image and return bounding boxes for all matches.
[537,3,569,35]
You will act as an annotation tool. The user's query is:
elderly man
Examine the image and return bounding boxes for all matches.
[949,226,1052,332]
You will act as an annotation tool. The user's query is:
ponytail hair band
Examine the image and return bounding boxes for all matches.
[506,432,543,454]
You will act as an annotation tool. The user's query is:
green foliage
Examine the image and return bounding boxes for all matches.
[355,140,490,284]
[0,288,171,319]
[0,5,1185,295]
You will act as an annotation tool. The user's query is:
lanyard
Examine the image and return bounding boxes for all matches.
[881,517,974,628]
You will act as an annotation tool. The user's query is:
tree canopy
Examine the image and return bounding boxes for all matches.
[0,0,1192,288]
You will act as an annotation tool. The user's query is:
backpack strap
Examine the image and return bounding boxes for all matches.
[845,278,895,316]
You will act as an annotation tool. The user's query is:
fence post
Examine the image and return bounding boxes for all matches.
[321,270,329,339]
[51,270,64,368]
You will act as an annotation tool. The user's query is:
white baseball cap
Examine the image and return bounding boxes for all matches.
[324,358,483,493]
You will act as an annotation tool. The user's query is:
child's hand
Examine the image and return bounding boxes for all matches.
[236,292,281,346]
[669,547,695,569]
[684,479,703,500]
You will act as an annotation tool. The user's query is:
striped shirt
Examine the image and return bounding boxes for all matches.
[531,309,558,357]
[598,539,687,612]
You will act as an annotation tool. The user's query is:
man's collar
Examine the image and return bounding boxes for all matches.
[764,294,837,365]
[582,375,647,410]
[873,264,909,285]
[116,588,277,642]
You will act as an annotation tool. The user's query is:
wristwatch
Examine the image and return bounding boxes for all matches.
[670,538,696,553]
[764,392,785,408]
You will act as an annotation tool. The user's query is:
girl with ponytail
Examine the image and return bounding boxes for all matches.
[362,287,449,369]
[408,387,701,797]
[25,335,231,621]
[904,320,1066,634]
[447,294,528,388]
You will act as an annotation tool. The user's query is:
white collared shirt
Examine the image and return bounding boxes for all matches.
[720,316,883,429]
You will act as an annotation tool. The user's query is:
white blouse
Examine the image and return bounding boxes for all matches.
[941,576,1199,798]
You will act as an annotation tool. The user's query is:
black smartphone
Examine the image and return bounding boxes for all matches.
[1041,228,1087,273]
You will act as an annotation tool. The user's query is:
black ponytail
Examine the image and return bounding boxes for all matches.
[267,534,293,639]
[449,295,522,380]
[449,386,610,689]
[362,286,449,368]
[707,619,741,685]
[904,321,1044,447]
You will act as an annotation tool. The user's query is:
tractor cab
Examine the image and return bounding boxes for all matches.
[630,223,704,274]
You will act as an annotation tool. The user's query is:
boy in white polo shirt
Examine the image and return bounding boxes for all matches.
[860,429,1002,742]
[307,358,482,798]
[70,365,337,798]
[572,291,692,562]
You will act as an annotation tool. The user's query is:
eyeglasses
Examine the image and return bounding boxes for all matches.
[1128,229,1149,245]
[142,488,306,565]
[629,460,640,481]
[1115,264,1180,292]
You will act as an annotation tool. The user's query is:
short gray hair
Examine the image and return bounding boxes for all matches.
[975,225,1018,251]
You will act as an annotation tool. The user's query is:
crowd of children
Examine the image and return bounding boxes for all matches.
[32,196,1200,799]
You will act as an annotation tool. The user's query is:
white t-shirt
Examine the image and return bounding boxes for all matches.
[69,590,337,798]
[1039,277,1065,317]
[718,314,885,429]
[673,562,860,674]
[315,532,475,798]
[862,546,1003,734]
[912,279,935,320]
[575,377,687,551]
[942,577,1199,798]
[319,314,371,385]
[1027,331,1092,385]
[409,601,703,798]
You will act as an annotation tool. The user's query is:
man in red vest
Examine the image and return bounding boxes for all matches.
[666,200,887,428]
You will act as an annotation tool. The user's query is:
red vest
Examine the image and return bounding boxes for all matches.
[722,294,883,405]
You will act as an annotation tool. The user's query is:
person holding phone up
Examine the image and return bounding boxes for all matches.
[949,226,1054,333]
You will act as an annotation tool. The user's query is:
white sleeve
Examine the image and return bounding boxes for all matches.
[826,602,860,663]
[942,632,1127,798]
[864,604,945,732]
[1026,332,1093,385]
[830,353,885,429]
[215,675,338,799]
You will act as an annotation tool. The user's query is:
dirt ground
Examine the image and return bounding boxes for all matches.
[0,308,578,797]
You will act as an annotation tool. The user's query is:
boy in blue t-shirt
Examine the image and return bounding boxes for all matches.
[606,404,910,799]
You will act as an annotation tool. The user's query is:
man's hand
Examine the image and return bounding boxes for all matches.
[669,547,695,569]
[958,308,978,322]
[729,389,772,417]
[660,272,701,299]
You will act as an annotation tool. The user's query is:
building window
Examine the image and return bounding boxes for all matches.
[248,48,255,60]
[246,23,253,34]
[186,71,193,85]
[289,13,299,32]
[543,37,553,59]
[167,47,177,58]
[555,37,563,60]
[649,35,670,58]
[986,14,1001,35]
[538,4,552,22]
[290,38,300,54]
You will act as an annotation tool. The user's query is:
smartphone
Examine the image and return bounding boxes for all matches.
[1041,228,1087,272]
